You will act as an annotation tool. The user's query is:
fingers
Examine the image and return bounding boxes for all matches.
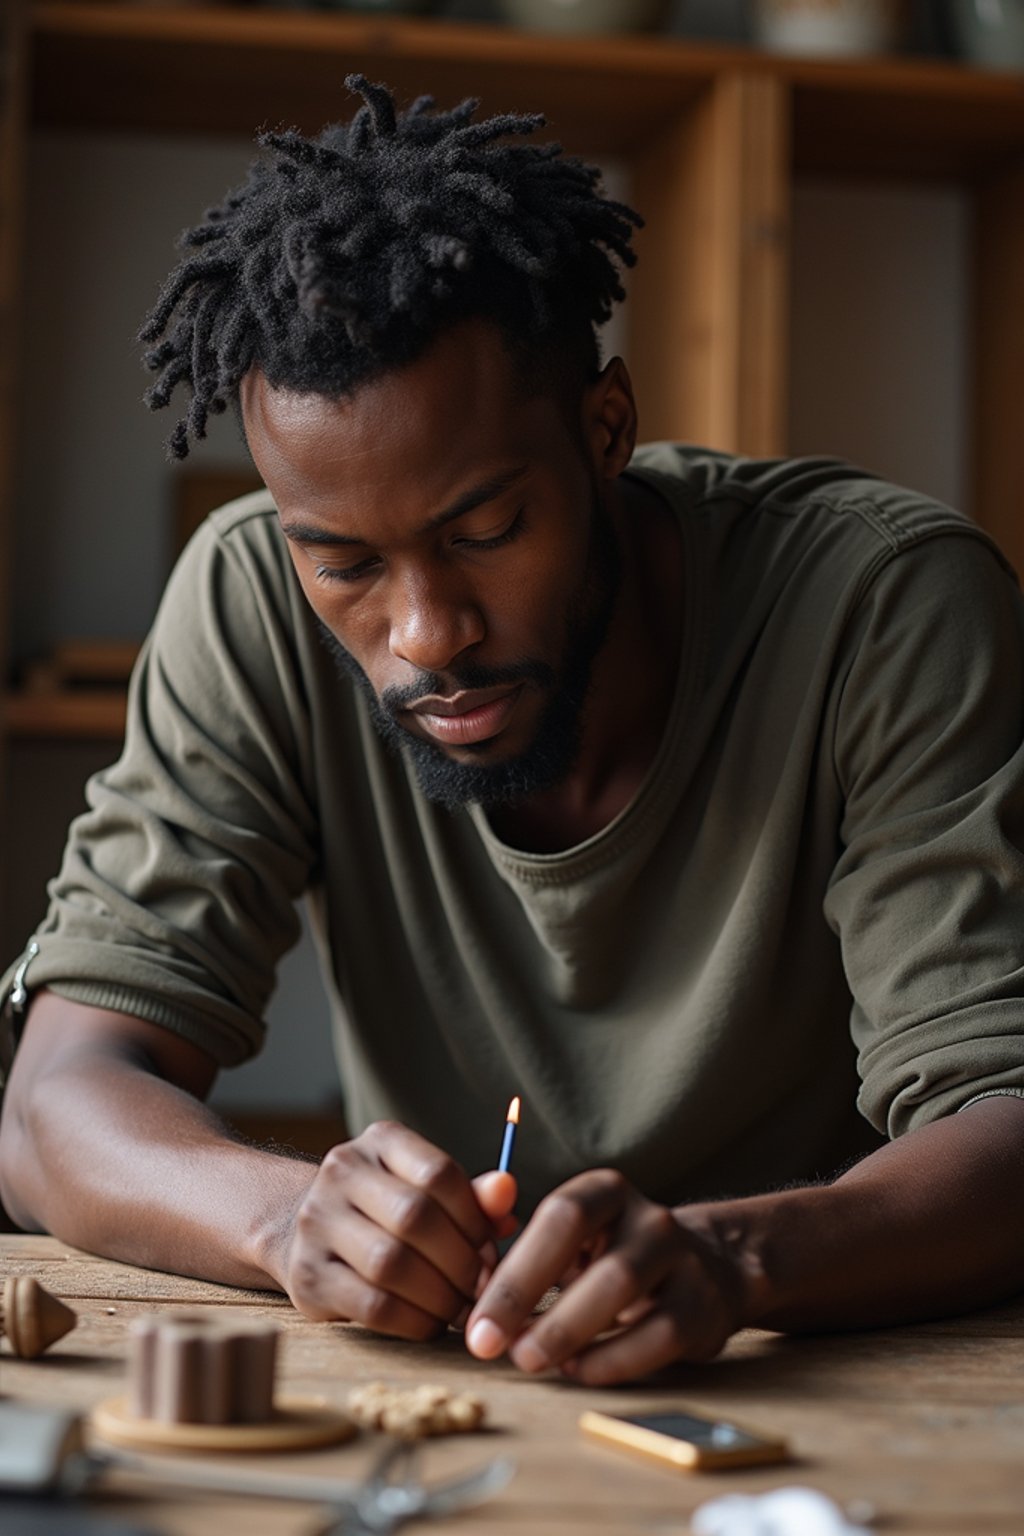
[465,1173,741,1385]
[363,1122,495,1251]
[472,1170,518,1222]
[563,1310,686,1386]
[615,1295,656,1327]
[505,1207,680,1375]
[338,1149,484,1301]
[324,1202,469,1321]
[288,1247,444,1341]
[466,1169,629,1362]
[472,1171,519,1241]
[563,1274,731,1386]
[286,1121,503,1340]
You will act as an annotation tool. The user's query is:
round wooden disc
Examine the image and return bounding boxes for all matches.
[91,1395,357,1454]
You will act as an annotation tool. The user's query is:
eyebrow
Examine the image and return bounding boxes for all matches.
[279,464,531,549]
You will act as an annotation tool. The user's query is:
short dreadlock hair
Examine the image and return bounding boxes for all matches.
[139,75,643,460]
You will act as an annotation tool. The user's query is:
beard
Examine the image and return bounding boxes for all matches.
[317,493,620,810]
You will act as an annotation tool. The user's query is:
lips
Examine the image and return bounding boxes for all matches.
[407,684,523,748]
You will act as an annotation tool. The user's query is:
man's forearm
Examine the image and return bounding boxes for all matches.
[684,1096,1024,1334]
[0,1024,314,1291]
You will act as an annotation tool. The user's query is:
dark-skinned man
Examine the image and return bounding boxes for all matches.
[3,77,1024,1387]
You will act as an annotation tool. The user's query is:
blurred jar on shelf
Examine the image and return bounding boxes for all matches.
[266,0,438,10]
[750,0,907,54]
[496,0,671,33]
[310,0,438,9]
[945,0,1024,67]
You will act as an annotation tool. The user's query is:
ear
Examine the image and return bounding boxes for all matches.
[581,356,638,481]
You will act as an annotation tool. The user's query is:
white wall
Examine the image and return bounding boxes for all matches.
[10,128,971,1107]
[15,134,258,666]
[15,132,337,1111]
[789,179,969,512]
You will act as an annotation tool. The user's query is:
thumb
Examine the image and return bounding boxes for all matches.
[473,1170,518,1237]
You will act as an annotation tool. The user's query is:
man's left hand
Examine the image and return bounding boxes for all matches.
[464,1169,749,1385]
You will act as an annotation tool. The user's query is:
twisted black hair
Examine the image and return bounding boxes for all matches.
[139,75,643,460]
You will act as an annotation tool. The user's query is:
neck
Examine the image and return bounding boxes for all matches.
[488,473,683,853]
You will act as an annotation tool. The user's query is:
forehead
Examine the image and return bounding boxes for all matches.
[240,322,574,516]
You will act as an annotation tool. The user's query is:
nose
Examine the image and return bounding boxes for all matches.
[388,565,485,675]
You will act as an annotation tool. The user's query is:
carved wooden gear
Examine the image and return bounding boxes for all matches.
[129,1311,278,1425]
[90,1309,357,1454]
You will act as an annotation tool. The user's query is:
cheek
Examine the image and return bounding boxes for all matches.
[291,563,380,669]
[521,537,592,636]
[318,595,383,671]
[478,552,569,656]
[519,577,567,647]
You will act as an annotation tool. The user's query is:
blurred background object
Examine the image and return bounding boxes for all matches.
[750,0,907,55]
[325,0,438,12]
[260,0,436,9]
[270,0,438,9]
[496,0,671,33]
[944,0,1024,67]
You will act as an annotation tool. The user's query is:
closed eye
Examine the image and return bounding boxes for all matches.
[455,507,526,551]
[314,556,380,585]
[311,507,526,584]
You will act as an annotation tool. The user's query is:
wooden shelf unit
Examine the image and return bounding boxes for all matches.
[28,2,1024,177]
[3,689,129,740]
[3,1,1024,748]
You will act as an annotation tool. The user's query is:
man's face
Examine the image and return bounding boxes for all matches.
[241,321,624,809]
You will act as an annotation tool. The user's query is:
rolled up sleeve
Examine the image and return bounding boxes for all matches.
[7,505,320,1066]
[824,530,1024,1137]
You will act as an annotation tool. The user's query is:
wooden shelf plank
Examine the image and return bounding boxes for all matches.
[28,2,1024,179]
[28,2,714,154]
[790,64,1024,179]
[632,71,791,452]
[4,688,128,738]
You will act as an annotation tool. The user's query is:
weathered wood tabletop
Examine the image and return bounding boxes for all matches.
[2,1233,1024,1535]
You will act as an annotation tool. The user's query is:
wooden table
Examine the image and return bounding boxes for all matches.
[3,1234,1024,1535]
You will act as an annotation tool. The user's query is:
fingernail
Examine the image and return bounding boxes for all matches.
[466,1318,507,1359]
[481,1241,498,1270]
[510,1334,551,1374]
[474,1267,492,1300]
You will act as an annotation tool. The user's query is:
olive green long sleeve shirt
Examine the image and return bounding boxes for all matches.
[6,446,1024,1217]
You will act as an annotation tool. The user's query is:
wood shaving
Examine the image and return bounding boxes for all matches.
[347,1381,487,1439]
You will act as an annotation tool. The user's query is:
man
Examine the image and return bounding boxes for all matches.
[2,76,1024,1388]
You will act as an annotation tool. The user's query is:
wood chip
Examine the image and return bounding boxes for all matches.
[346,1381,487,1439]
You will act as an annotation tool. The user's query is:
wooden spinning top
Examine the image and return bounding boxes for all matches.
[1,1276,78,1358]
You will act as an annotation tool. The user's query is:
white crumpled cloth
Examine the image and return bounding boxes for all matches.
[691,1486,872,1536]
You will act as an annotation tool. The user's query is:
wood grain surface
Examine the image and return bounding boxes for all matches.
[3,1235,1024,1535]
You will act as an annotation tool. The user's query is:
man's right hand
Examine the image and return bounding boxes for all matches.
[0,996,516,1323]
[282,1121,518,1339]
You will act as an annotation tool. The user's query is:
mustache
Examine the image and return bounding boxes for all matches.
[380,659,555,719]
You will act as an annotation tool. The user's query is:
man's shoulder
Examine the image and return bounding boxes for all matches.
[158,483,310,661]
[170,485,291,596]
[204,486,282,554]
[631,441,1008,573]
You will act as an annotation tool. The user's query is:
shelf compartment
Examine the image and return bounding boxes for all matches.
[4,688,128,739]
[29,2,1024,180]
[29,2,714,154]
